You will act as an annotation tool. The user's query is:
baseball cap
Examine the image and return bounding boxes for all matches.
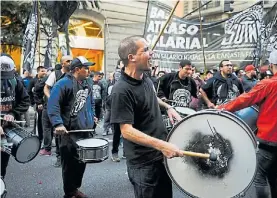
[0,54,15,79]
[180,60,192,67]
[245,65,255,72]
[70,56,95,71]
[206,70,214,75]
[268,50,277,65]
[61,55,73,63]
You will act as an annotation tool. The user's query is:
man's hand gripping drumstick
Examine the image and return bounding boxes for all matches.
[55,117,99,135]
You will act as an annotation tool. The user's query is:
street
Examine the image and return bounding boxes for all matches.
[3,127,257,198]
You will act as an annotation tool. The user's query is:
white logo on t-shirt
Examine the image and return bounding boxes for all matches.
[172,89,192,107]
[71,89,89,116]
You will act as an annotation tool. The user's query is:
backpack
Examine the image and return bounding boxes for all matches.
[54,69,65,83]
[34,70,66,104]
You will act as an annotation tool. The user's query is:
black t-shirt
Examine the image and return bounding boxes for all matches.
[110,71,167,167]
[201,72,244,105]
[158,72,198,107]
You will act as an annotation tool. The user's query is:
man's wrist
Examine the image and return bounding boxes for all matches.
[166,106,174,111]
[54,124,64,128]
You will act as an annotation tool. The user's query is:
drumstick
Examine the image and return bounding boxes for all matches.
[0,117,26,124]
[68,129,95,133]
[181,150,217,161]
[67,120,104,133]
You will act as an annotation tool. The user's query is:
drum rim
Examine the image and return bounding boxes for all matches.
[76,138,109,148]
[0,177,6,195]
[164,109,257,198]
[174,106,196,114]
[14,135,41,164]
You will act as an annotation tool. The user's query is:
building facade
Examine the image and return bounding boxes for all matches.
[2,0,276,75]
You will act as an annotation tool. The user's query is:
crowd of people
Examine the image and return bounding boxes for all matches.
[1,35,277,198]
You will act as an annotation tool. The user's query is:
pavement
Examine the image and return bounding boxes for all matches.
[3,120,258,198]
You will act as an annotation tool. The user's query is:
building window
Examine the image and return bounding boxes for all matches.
[192,0,198,9]
[206,0,221,8]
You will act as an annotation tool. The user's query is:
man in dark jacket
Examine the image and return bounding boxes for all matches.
[200,60,244,108]
[92,71,106,134]
[241,65,258,92]
[28,66,47,140]
[0,53,30,178]
[47,56,95,198]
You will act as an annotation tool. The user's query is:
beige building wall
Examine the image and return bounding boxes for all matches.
[101,0,148,73]
[179,0,276,22]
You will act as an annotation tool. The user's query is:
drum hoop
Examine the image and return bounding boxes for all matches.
[251,105,259,112]
[0,177,6,195]
[165,109,257,198]
[4,127,41,164]
[76,138,109,149]
[14,136,41,164]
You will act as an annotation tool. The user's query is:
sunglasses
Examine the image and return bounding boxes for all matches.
[65,60,72,63]
[223,64,233,67]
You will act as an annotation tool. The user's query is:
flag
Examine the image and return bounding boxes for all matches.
[22,0,38,73]
[41,1,78,30]
[144,1,264,70]
[43,35,52,69]
[260,2,277,63]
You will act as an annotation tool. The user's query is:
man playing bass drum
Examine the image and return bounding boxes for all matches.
[216,50,277,198]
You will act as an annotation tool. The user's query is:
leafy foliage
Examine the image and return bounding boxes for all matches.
[1,1,31,52]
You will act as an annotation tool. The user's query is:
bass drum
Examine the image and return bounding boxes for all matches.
[233,105,259,134]
[165,109,257,198]
[0,177,7,198]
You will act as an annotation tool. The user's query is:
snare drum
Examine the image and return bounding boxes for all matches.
[3,124,41,164]
[76,138,109,163]
[234,105,259,133]
[165,109,257,198]
[0,177,7,198]
[174,107,196,117]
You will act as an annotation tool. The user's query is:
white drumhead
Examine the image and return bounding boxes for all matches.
[0,178,5,195]
[175,107,196,115]
[17,136,41,163]
[166,110,257,198]
[76,138,108,147]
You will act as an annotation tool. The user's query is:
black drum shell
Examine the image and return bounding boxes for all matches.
[3,125,41,164]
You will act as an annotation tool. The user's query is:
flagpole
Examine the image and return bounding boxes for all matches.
[151,0,180,50]
[198,1,207,72]
[37,0,41,66]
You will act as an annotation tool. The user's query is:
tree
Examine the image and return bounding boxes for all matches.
[1,1,31,52]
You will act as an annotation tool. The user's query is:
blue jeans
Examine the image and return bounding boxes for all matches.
[254,144,277,198]
[127,160,172,198]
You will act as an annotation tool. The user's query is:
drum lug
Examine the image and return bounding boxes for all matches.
[215,110,223,115]
[256,141,259,153]
[238,192,246,197]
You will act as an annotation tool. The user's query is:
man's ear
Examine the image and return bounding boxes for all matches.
[128,54,136,62]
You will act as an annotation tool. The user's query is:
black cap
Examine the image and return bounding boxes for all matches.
[180,60,192,67]
[70,56,95,71]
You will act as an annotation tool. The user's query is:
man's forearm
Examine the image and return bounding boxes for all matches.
[44,85,51,99]
[157,97,171,109]
[120,124,166,152]
[200,89,212,105]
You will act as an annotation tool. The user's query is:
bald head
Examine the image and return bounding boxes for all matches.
[118,36,142,66]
